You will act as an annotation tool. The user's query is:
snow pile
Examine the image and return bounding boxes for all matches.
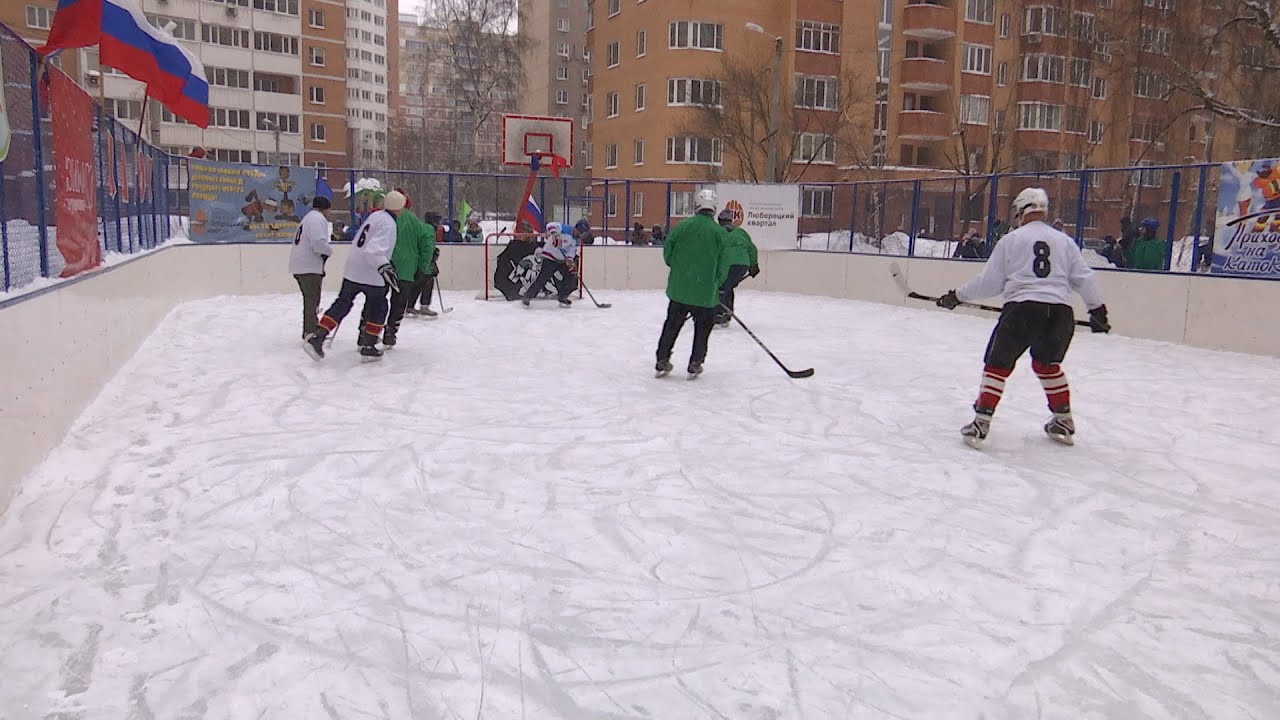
[1,291,1277,719]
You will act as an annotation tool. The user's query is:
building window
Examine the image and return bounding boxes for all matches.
[796,20,840,54]
[668,21,724,50]
[959,94,990,125]
[666,136,722,165]
[802,187,834,218]
[606,91,619,117]
[963,44,992,74]
[310,47,326,66]
[1134,70,1169,99]
[795,133,835,164]
[254,31,299,55]
[1091,76,1107,99]
[607,42,620,67]
[605,144,618,168]
[253,0,299,15]
[211,149,254,163]
[634,138,645,165]
[308,85,325,104]
[583,142,593,168]
[310,123,326,142]
[253,73,295,94]
[1088,120,1105,143]
[794,75,838,110]
[1017,102,1062,131]
[635,83,646,111]
[206,66,251,89]
[1143,0,1173,9]
[996,62,1007,86]
[965,0,994,24]
[557,42,571,58]
[212,108,252,129]
[1023,6,1065,36]
[308,9,325,27]
[1069,58,1091,87]
[145,14,196,40]
[256,112,300,133]
[1130,116,1159,142]
[608,0,620,16]
[1139,26,1172,56]
[633,192,644,217]
[606,191,619,217]
[998,13,1010,37]
[26,6,55,29]
[555,89,569,105]
[1072,12,1095,42]
[667,78,722,107]
[106,99,144,120]
[1132,160,1164,188]
[556,17,570,32]
[202,24,251,49]
[556,66,569,81]
[636,29,647,57]
[902,92,938,111]
[1021,54,1064,83]
[877,49,890,81]
[1065,106,1086,133]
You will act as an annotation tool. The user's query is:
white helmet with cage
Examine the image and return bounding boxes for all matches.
[545,221,563,235]
[1012,187,1050,221]
[695,188,719,212]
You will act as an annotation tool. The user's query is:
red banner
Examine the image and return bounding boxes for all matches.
[50,72,102,278]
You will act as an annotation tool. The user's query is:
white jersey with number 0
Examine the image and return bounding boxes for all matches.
[957,220,1104,309]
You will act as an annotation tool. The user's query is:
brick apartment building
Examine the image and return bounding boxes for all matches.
[583,0,1245,238]
[517,0,591,150]
[5,0,399,168]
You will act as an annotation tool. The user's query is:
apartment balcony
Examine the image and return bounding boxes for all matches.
[902,1,957,40]
[899,58,952,92]
[898,110,952,140]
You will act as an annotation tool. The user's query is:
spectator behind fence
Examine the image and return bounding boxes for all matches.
[464,216,484,243]
[1128,218,1166,270]
[1099,235,1126,268]
[651,225,666,245]
[954,229,983,259]
[574,218,595,245]
[1119,216,1138,262]
[1052,218,1065,233]
[631,222,650,246]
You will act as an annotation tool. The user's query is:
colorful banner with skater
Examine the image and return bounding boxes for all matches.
[715,183,800,251]
[187,160,319,242]
[1212,159,1280,277]
[49,70,101,277]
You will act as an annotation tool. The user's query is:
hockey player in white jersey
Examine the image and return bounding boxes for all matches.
[521,221,579,307]
[936,187,1111,447]
[303,190,406,362]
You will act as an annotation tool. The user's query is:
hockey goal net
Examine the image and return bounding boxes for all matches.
[481,232,585,301]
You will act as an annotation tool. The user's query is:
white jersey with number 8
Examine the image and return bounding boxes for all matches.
[956,220,1104,309]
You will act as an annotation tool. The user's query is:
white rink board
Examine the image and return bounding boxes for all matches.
[1,292,1279,719]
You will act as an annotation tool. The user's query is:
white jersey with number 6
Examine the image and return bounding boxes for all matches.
[957,220,1104,309]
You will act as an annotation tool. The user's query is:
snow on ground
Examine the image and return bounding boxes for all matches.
[2,291,1279,719]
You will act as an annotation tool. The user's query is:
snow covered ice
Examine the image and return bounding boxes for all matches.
[2,290,1279,719]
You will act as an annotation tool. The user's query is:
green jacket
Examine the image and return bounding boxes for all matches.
[1128,235,1165,271]
[723,226,758,267]
[392,211,436,281]
[664,212,728,308]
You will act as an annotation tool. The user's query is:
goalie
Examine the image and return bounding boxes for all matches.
[521,222,579,308]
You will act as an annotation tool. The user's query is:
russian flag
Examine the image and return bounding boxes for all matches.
[518,196,544,233]
[39,0,210,128]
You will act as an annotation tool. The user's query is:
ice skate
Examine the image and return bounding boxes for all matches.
[303,329,328,362]
[359,345,384,362]
[558,297,572,308]
[419,307,438,318]
[655,360,673,378]
[1044,411,1076,446]
[687,361,703,380]
[521,297,531,308]
[960,410,992,449]
[405,308,422,317]
[382,331,397,349]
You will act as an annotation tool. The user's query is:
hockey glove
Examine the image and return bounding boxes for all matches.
[378,264,400,293]
[936,290,961,310]
[749,264,761,278]
[1088,305,1111,334]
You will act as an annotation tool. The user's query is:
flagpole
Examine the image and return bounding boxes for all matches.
[136,89,148,141]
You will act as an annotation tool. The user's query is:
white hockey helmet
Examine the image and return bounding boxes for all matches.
[695,188,719,212]
[545,221,562,235]
[1012,187,1049,220]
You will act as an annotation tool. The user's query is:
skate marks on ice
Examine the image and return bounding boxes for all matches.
[0,292,1278,718]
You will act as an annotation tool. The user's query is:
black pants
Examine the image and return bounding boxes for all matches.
[294,273,323,339]
[657,301,715,365]
[406,273,435,309]
[318,279,389,346]
[984,301,1076,369]
[385,286,411,341]
[716,265,751,321]
[523,259,577,301]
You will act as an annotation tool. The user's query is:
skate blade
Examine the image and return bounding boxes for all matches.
[1047,432,1075,446]
[303,343,323,363]
[962,435,985,450]
[686,373,702,381]
[360,354,384,363]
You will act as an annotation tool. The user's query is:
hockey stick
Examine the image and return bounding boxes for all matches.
[718,305,814,379]
[434,275,455,314]
[579,277,612,308]
[889,262,1092,328]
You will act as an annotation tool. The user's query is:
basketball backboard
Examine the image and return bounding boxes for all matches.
[502,115,574,168]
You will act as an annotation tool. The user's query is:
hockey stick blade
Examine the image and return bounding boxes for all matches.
[580,279,612,308]
[720,305,814,379]
[889,263,1091,328]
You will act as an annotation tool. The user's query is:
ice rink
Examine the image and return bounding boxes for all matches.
[2,290,1279,719]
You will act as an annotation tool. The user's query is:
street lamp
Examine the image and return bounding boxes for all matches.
[745,22,783,184]
[261,117,281,165]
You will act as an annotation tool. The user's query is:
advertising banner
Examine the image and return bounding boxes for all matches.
[1212,159,1280,277]
[716,183,800,251]
[50,71,101,277]
[188,160,319,242]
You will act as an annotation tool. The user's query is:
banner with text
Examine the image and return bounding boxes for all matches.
[716,183,800,251]
[188,160,319,243]
[50,71,101,278]
[1212,159,1280,277]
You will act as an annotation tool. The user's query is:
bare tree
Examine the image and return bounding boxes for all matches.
[678,52,873,183]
